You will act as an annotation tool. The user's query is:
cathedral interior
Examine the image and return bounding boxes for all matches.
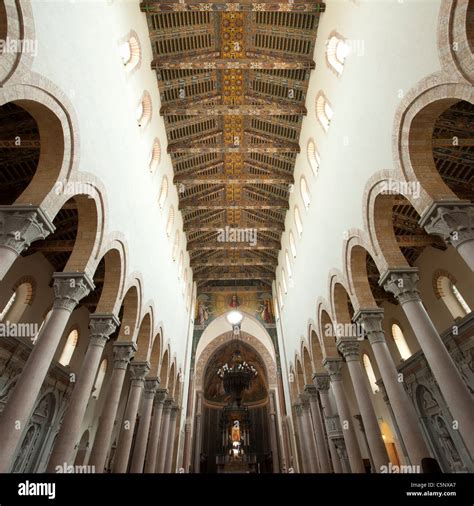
[0,0,473,504]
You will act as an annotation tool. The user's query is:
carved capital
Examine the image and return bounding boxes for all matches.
[420,201,474,248]
[336,337,360,362]
[0,205,55,255]
[353,308,386,345]
[303,384,318,399]
[163,399,173,413]
[170,403,180,420]
[298,393,311,412]
[313,372,330,391]
[89,313,120,347]
[130,361,151,385]
[52,272,95,312]
[112,341,137,370]
[380,268,421,305]
[144,377,160,399]
[154,387,168,407]
[323,357,343,382]
[294,400,303,417]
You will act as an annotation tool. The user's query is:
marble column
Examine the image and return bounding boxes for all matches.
[0,205,55,280]
[354,308,430,466]
[0,272,93,473]
[300,394,320,472]
[113,361,150,473]
[182,421,192,473]
[304,385,331,472]
[381,268,474,456]
[336,337,389,472]
[313,373,342,473]
[130,377,160,473]
[164,403,179,473]
[144,388,168,473]
[88,341,136,472]
[193,392,203,473]
[156,399,173,473]
[47,314,119,470]
[420,201,474,270]
[323,358,365,473]
[294,401,311,472]
[268,390,281,473]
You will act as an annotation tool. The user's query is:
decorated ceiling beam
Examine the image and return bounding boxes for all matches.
[160,103,307,116]
[187,239,280,251]
[178,199,289,210]
[184,222,285,232]
[174,174,293,185]
[168,142,300,154]
[396,235,446,248]
[191,258,278,267]
[141,2,325,13]
[152,56,315,70]
[193,272,275,281]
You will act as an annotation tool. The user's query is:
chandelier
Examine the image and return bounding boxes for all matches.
[217,349,258,404]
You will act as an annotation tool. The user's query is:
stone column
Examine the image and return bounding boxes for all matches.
[193,392,203,473]
[156,399,173,473]
[300,394,320,472]
[113,361,150,473]
[164,403,179,473]
[304,385,331,472]
[0,272,93,473]
[182,421,192,473]
[313,373,342,473]
[420,201,474,270]
[294,401,311,472]
[354,308,430,466]
[144,388,168,473]
[268,390,281,473]
[381,268,474,456]
[88,341,136,472]
[130,377,160,473]
[323,358,365,473]
[336,337,389,472]
[0,205,55,280]
[47,314,119,470]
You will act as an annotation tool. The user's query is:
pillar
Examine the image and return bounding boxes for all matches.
[164,403,179,473]
[47,314,119,470]
[336,337,389,472]
[381,268,474,456]
[144,388,168,473]
[323,358,365,473]
[130,377,160,473]
[300,394,320,472]
[0,205,55,280]
[354,308,430,466]
[268,390,281,473]
[113,361,150,473]
[313,373,342,473]
[0,272,93,472]
[420,201,474,270]
[294,401,312,472]
[88,341,136,472]
[304,385,331,472]
[156,399,173,473]
[193,392,203,473]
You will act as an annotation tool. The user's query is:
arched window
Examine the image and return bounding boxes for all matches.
[316,92,333,132]
[59,329,79,366]
[273,297,280,321]
[166,206,174,237]
[300,177,311,210]
[294,207,303,237]
[158,176,168,209]
[149,139,161,173]
[307,139,320,176]
[178,252,184,279]
[172,231,179,261]
[136,91,152,128]
[326,34,350,75]
[285,250,292,279]
[435,274,471,319]
[363,354,379,394]
[278,283,284,309]
[119,36,140,71]
[0,292,16,321]
[391,324,412,360]
[92,359,107,399]
[289,231,297,258]
[281,268,288,294]
[0,280,34,323]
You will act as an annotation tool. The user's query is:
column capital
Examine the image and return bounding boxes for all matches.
[419,200,474,248]
[112,341,137,370]
[0,205,55,255]
[353,308,386,345]
[163,398,173,412]
[313,372,330,391]
[336,337,360,362]
[303,384,318,398]
[293,400,303,417]
[170,403,180,420]
[52,272,95,312]
[379,267,420,305]
[154,388,168,407]
[129,361,151,385]
[323,357,343,382]
[144,378,160,399]
[298,393,311,412]
[89,313,120,347]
